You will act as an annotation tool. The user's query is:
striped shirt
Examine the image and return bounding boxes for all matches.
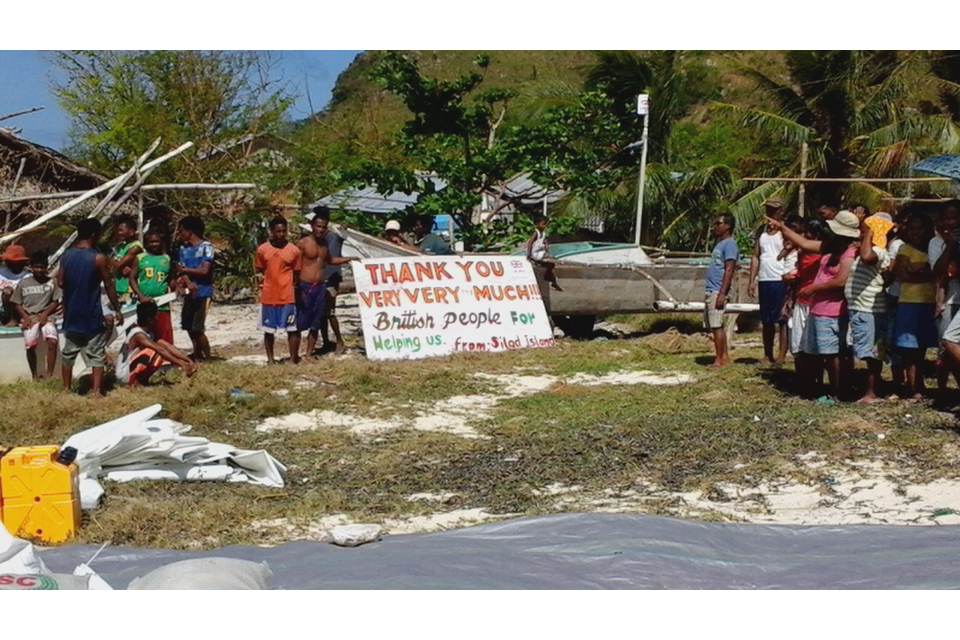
[845,245,891,313]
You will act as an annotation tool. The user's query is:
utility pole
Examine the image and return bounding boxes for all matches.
[634,94,650,246]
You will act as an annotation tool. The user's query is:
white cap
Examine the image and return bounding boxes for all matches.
[385,220,401,232]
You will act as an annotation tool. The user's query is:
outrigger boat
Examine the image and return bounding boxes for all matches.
[333,225,753,338]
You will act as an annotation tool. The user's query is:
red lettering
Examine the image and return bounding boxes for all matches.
[456,261,473,282]
[414,262,434,281]
[359,291,377,307]
[491,261,504,277]
[17,576,37,587]
[473,285,492,301]
[433,261,452,280]
[475,261,491,277]
[516,285,530,300]
[398,263,415,284]
[403,289,420,304]
[504,285,517,301]
[422,287,435,303]
[364,264,382,285]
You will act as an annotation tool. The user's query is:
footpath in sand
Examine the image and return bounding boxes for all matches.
[183,300,960,539]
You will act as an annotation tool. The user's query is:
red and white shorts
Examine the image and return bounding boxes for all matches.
[23,322,58,349]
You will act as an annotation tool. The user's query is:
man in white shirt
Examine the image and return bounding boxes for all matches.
[748,198,789,364]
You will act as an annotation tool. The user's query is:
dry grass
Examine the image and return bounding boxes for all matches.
[2,331,960,549]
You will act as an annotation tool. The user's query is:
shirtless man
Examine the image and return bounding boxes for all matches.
[296,215,356,359]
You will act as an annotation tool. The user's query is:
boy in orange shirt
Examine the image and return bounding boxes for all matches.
[255,216,303,364]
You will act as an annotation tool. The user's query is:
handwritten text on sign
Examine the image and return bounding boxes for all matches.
[355,256,555,360]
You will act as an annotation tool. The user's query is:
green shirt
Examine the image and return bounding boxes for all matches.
[136,252,171,310]
[111,240,142,294]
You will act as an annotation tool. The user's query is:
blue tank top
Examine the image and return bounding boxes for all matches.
[61,246,105,335]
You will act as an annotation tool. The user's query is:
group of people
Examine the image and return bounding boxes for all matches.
[0,215,213,395]
[253,207,353,365]
[707,196,960,404]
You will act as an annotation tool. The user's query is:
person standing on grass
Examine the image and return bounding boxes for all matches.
[297,215,356,360]
[843,216,893,403]
[892,212,938,401]
[255,216,302,365]
[928,200,960,395]
[58,218,123,397]
[782,219,825,397]
[704,214,738,369]
[116,301,197,386]
[175,216,213,361]
[769,211,857,401]
[108,214,142,306]
[311,206,349,354]
[11,250,61,379]
[748,198,789,364]
[1,244,30,327]
[129,229,174,345]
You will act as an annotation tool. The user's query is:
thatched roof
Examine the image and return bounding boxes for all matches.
[0,127,108,191]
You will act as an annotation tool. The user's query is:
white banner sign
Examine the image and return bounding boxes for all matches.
[354,255,555,360]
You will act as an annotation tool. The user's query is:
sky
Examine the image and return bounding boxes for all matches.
[0,50,363,151]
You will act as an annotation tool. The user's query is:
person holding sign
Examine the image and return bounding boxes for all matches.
[297,215,356,359]
[255,216,303,364]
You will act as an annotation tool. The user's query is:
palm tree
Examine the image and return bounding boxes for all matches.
[525,50,739,250]
[717,51,960,228]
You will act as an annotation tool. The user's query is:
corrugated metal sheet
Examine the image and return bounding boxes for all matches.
[489,171,565,206]
[309,173,447,214]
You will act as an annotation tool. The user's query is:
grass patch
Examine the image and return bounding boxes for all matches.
[2,333,960,549]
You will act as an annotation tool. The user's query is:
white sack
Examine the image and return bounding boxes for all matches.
[127,557,271,590]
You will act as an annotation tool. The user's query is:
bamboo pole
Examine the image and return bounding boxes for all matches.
[798,142,808,217]
[0,182,256,204]
[48,141,194,266]
[742,176,951,183]
[3,158,26,234]
[0,106,44,123]
[0,141,194,246]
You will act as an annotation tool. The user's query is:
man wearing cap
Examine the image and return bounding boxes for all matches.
[384,220,417,251]
[1,244,31,327]
[748,198,789,365]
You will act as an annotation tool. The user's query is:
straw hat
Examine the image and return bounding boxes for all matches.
[826,210,860,238]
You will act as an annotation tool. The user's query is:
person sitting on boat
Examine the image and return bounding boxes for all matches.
[116,301,197,387]
[526,215,562,292]
[412,215,454,255]
[10,250,61,379]
[384,219,417,251]
[1,244,30,327]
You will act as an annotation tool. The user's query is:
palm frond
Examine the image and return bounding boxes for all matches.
[511,80,582,124]
[730,180,785,232]
[712,102,813,146]
[729,60,810,123]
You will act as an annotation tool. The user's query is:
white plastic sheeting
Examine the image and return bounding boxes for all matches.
[62,404,286,509]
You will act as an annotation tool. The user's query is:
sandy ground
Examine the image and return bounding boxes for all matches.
[172,300,960,538]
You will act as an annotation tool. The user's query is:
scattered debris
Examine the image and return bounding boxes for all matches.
[329,524,382,547]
